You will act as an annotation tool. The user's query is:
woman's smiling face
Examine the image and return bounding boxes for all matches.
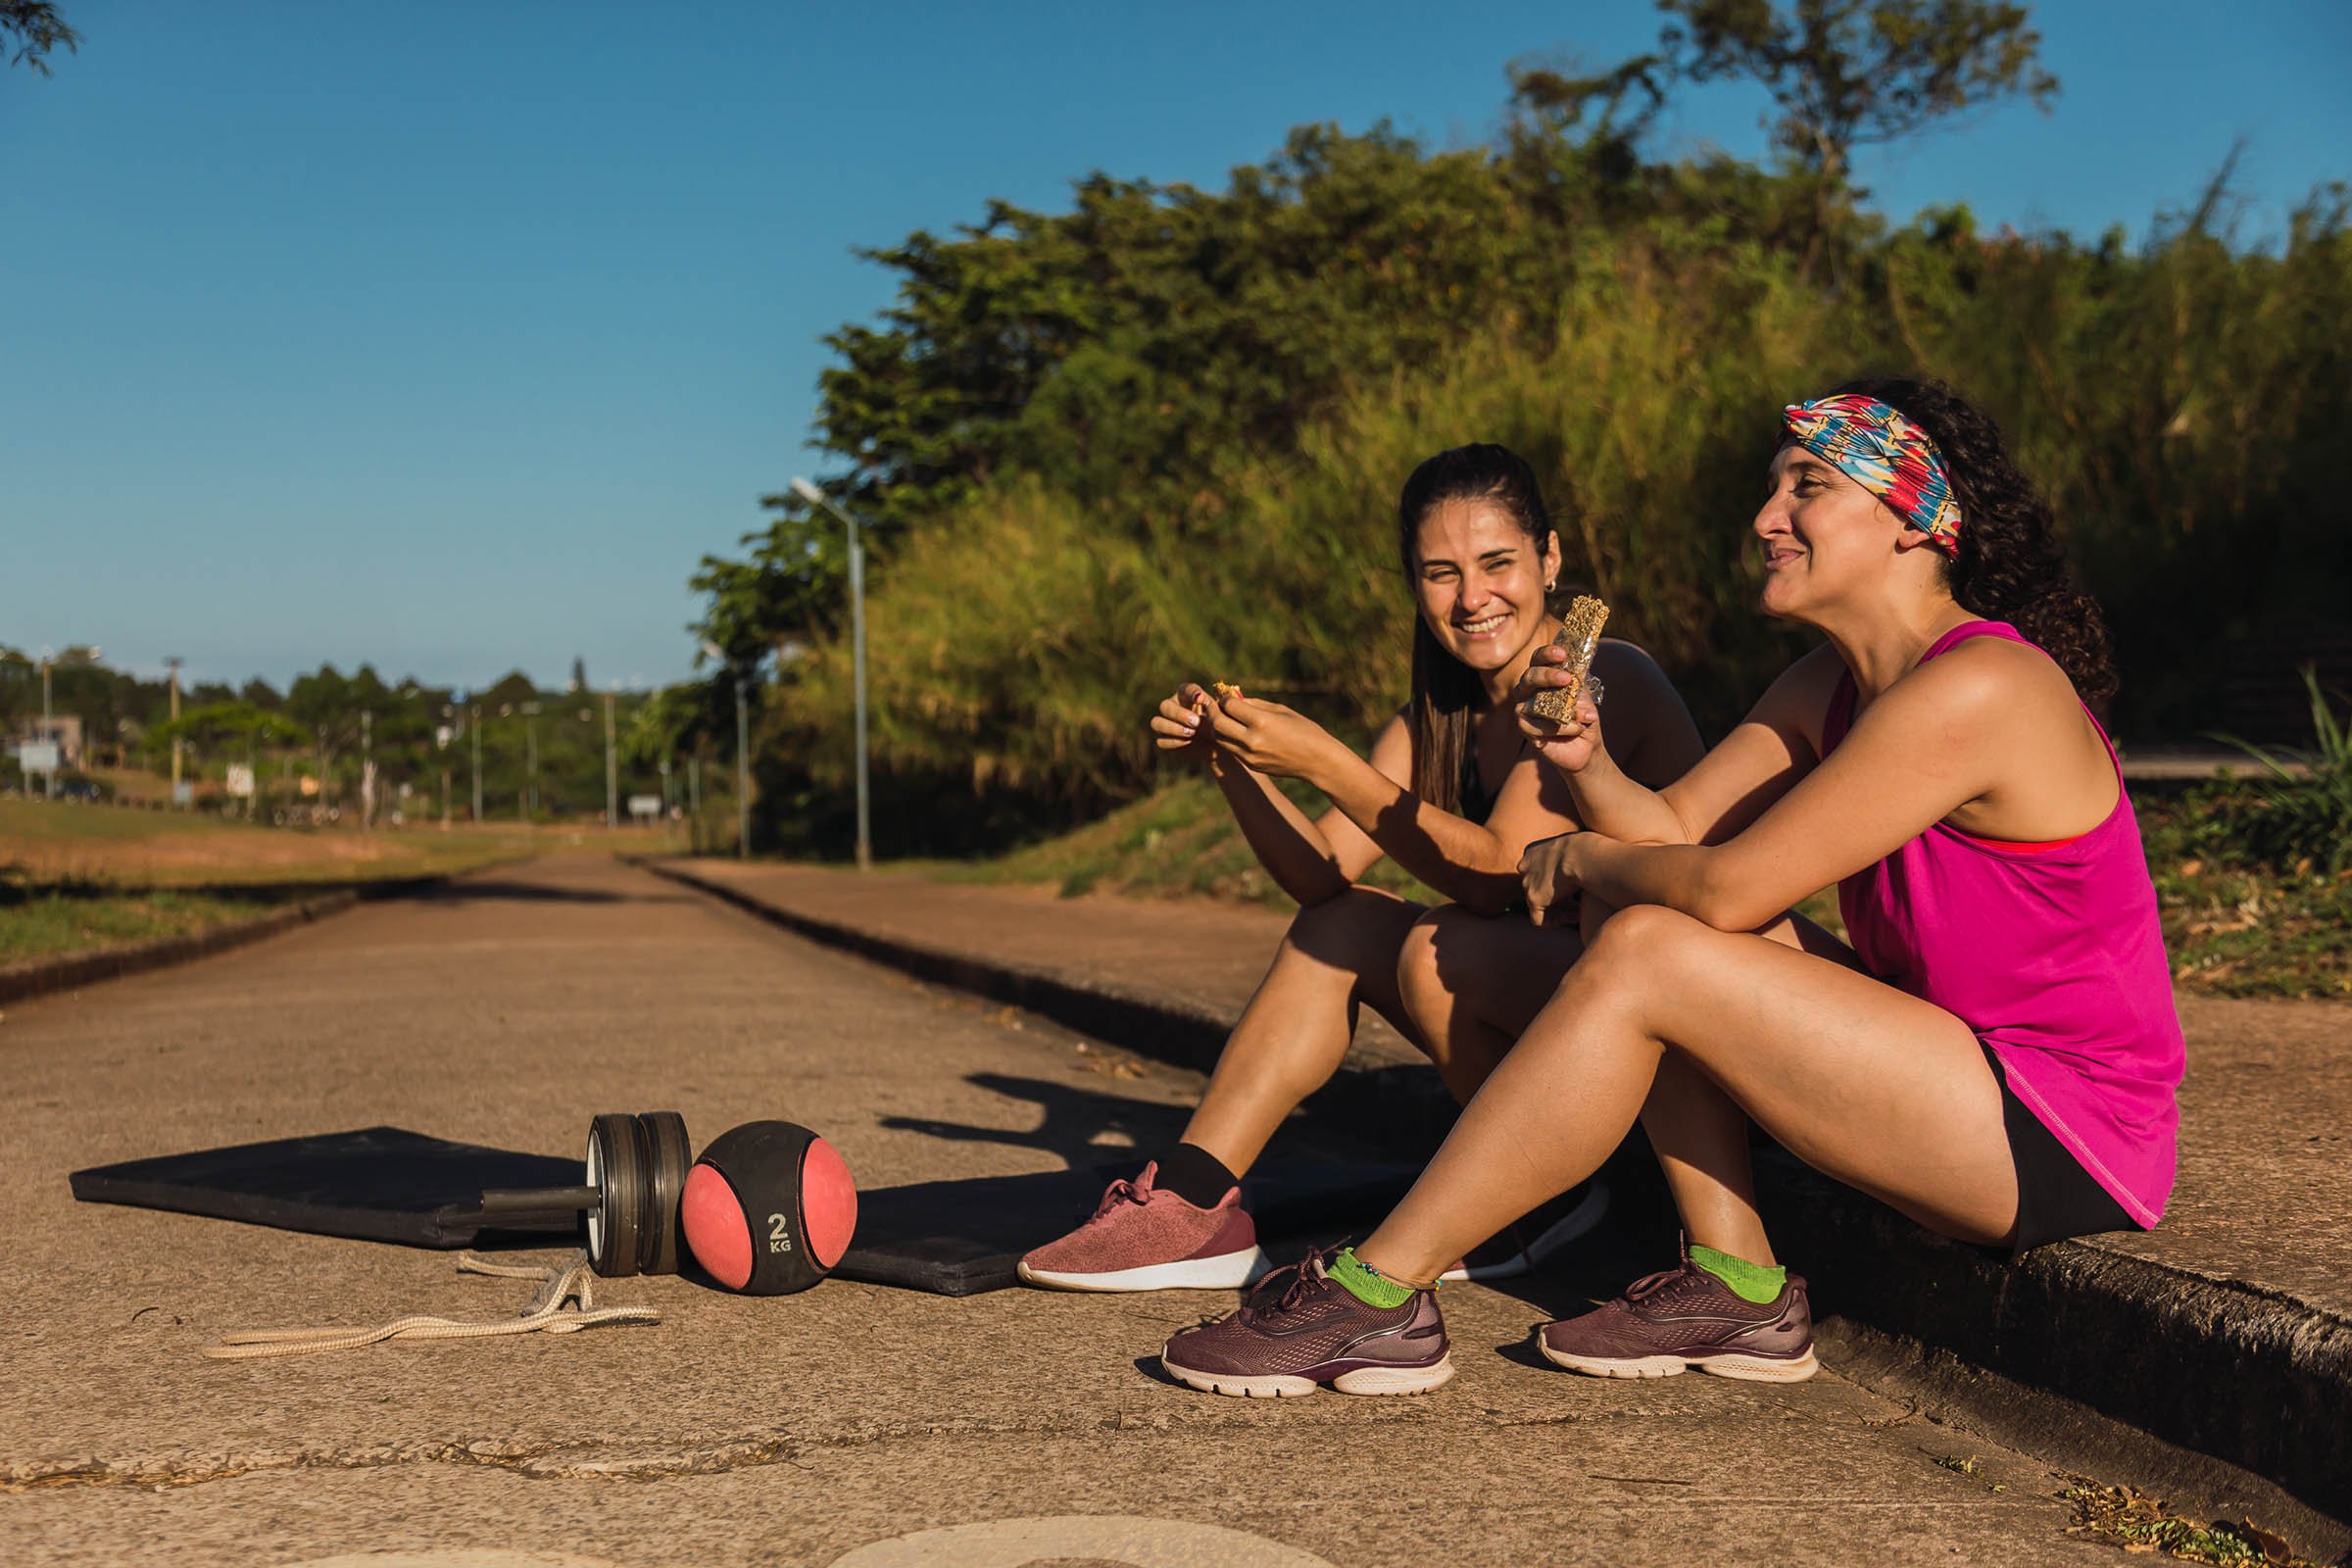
[1753,445,1913,620]
[1411,497,1560,673]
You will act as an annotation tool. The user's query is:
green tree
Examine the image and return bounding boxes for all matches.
[690,490,850,664]
[2,1,76,76]
[1674,0,2054,273]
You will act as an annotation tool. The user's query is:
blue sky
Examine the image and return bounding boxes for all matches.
[5,1,2346,694]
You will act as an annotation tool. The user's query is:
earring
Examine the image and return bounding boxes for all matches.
[1545,578,1557,592]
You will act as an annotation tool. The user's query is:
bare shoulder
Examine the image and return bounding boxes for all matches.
[1591,636,1670,698]
[1748,643,1847,744]
[1591,636,1665,678]
[1899,633,2073,726]
[1366,706,1414,782]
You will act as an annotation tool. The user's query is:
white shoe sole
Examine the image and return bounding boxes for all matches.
[1439,1181,1612,1284]
[1016,1246,1272,1293]
[1160,1353,1456,1398]
[1538,1342,1819,1383]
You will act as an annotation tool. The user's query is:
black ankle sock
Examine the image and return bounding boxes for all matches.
[1154,1142,1240,1207]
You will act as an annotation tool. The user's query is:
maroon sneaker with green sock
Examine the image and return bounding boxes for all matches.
[1158,1246,1453,1398]
[1538,1246,1818,1382]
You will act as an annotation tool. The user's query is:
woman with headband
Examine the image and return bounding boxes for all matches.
[1154,377,2182,1397]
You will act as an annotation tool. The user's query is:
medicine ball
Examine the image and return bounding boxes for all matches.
[680,1120,858,1295]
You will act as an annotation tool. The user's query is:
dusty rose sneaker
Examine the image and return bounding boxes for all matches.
[1440,1179,1610,1283]
[1538,1250,1818,1382]
[1016,1162,1270,1292]
[1158,1248,1454,1398]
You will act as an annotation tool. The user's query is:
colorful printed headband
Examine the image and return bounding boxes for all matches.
[1781,394,1963,556]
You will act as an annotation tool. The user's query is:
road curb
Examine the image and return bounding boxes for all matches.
[646,857,2349,1543]
[1760,1153,2350,1535]
[0,873,463,1006]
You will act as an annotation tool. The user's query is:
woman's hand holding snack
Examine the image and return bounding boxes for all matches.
[1201,686,1346,783]
[1515,644,1606,774]
[1517,832,1585,926]
[1151,683,1222,770]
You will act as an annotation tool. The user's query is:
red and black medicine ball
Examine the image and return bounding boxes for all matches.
[680,1120,858,1295]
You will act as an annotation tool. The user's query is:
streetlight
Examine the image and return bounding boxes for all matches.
[36,645,99,801]
[519,701,541,819]
[791,476,873,871]
[701,640,754,859]
[165,656,184,808]
[603,685,618,829]
[438,703,456,831]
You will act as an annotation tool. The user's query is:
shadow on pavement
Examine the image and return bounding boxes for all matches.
[409,878,699,906]
[879,1071,1195,1168]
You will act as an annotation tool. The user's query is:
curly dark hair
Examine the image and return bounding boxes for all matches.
[1829,376,2120,715]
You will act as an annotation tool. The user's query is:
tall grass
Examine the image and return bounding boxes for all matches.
[767,197,2352,853]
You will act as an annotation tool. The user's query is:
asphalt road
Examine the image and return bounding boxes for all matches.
[0,856,2123,1566]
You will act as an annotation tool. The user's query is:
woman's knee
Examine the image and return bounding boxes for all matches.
[1279,886,1417,975]
[1393,904,1496,1006]
[1556,903,1705,1008]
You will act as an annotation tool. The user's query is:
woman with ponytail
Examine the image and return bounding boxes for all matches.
[1155,379,2182,1398]
[1017,443,1703,1293]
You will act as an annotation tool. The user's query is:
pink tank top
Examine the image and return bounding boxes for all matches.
[1824,620,2182,1226]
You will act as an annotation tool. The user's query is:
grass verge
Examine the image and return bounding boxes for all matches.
[0,876,276,964]
[2141,797,2352,1001]
[0,797,687,967]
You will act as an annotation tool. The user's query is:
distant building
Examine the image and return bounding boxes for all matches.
[8,714,85,767]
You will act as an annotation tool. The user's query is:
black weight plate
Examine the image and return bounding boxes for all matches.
[588,1113,645,1278]
[640,1110,692,1278]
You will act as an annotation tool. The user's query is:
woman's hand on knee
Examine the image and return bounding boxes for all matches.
[1519,833,1586,928]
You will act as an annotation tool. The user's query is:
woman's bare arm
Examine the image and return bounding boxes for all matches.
[1524,644,1844,848]
[1566,645,2033,931]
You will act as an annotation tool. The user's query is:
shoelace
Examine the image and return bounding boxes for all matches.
[1249,1245,1345,1319]
[1092,1177,1152,1220]
[1620,1262,1712,1312]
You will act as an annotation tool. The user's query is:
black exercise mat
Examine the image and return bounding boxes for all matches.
[70,1128,1415,1298]
[69,1126,583,1250]
[834,1160,1419,1297]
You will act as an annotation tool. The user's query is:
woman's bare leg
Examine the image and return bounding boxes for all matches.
[1354,903,2017,1284]
[1179,886,1426,1176]
[1398,898,1788,1261]
[1392,905,1582,1104]
[1633,912,1871,1265]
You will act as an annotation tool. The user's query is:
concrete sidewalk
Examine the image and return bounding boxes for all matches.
[651,857,2352,1544]
[1,855,2153,1567]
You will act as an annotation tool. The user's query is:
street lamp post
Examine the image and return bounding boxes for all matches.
[520,701,541,818]
[39,649,53,801]
[34,645,99,801]
[790,477,874,871]
[603,687,618,829]
[469,704,483,823]
[702,641,755,859]
[165,656,184,808]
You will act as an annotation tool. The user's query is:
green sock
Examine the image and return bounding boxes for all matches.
[1328,1247,1422,1308]
[1690,1244,1787,1304]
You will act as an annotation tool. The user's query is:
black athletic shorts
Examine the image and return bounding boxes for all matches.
[1982,1042,2142,1257]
